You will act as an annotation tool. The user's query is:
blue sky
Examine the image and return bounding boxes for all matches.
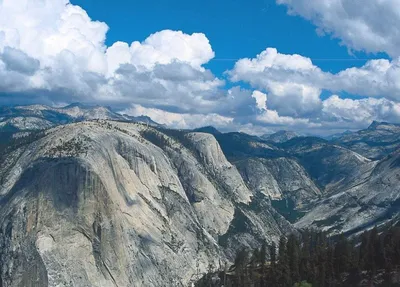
[1,0,400,135]
[72,0,385,75]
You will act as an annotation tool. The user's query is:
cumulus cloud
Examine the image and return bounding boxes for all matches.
[331,59,400,101]
[229,48,325,117]
[227,46,400,132]
[277,0,400,58]
[322,95,400,125]
[0,0,236,118]
[252,91,267,111]
[229,47,400,112]
[122,104,233,130]
[0,0,109,73]
[105,30,214,76]
[128,30,214,70]
[1,0,400,134]
[249,90,311,126]
[256,109,313,126]
[0,47,40,75]
[0,0,218,99]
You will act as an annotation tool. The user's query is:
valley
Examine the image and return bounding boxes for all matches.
[1,104,400,286]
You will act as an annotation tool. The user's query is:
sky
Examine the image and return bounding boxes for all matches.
[1,0,400,135]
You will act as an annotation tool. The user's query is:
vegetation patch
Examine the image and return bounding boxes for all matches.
[272,198,306,223]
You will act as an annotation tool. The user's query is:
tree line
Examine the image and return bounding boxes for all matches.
[196,223,400,287]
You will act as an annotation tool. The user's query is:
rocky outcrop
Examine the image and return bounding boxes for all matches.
[235,157,321,207]
[0,121,293,287]
[0,116,53,131]
[296,149,400,235]
[280,137,375,193]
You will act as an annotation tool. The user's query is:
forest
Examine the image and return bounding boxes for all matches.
[196,223,400,287]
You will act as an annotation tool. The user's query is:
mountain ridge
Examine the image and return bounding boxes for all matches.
[261,130,299,143]
[0,120,293,286]
[1,105,400,285]
[0,104,162,132]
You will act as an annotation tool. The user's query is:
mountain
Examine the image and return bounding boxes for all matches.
[296,149,400,235]
[208,133,321,222]
[0,121,293,286]
[222,133,400,235]
[334,121,400,160]
[2,103,400,285]
[0,116,53,132]
[235,157,321,210]
[193,126,221,135]
[0,104,161,132]
[213,134,379,223]
[279,137,376,193]
[261,130,299,143]
[213,132,284,160]
[325,130,353,140]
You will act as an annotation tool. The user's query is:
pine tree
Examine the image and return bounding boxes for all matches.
[359,230,369,270]
[316,234,328,287]
[287,234,300,284]
[277,236,291,287]
[269,241,276,266]
[367,227,379,276]
[300,230,312,282]
[250,248,260,284]
[334,234,351,276]
[259,241,267,287]
[234,248,248,287]
[326,245,336,287]
[266,241,277,287]
[198,223,400,287]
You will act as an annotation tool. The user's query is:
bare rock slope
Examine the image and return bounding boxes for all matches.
[0,121,293,287]
[296,149,400,235]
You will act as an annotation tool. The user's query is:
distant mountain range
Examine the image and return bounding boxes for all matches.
[0,103,161,132]
[261,130,299,143]
[1,104,400,286]
[332,121,400,159]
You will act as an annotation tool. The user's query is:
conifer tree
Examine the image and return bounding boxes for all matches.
[287,233,300,284]
[277,236,291,287]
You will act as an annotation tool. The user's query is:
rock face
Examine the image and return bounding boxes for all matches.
[2,105,400,286]
[211,132,400,235]
[209,133,320,211]
[236,157,321,208]
[0,121,293,287]
[296,150,400,235]
[280,137,376,193]
[0,116,53,131]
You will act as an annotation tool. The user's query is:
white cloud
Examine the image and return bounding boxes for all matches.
[122,104,233,130]
[229,48,324,117]
[129,30,214,70]
[277,0,400,58]
[0,0,109,74]
[322,95,400,125]
[106,30,214,75]
[0,0,226,114]
[256,109,313,126]
[331,58,400,101]
[229,47,400,110]
[0,47,40,75]
[228,47,400,132]
[1,0,400,134]
[247,90,316,128]
[251,90,267,110]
